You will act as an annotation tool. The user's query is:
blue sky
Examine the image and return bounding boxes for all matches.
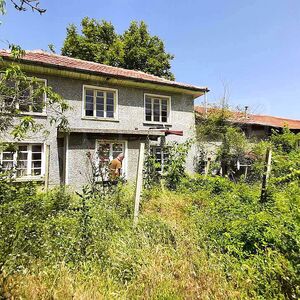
[1,0,299,119]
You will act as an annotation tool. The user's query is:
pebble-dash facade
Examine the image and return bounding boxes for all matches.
[0,50,208,189]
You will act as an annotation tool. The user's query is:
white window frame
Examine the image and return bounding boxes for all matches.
[0,75,47,116]
[94,139,128,180]
[82,85,118,120]
[0,143,45,180]
[151,145,169,174]
[144,93,171,124]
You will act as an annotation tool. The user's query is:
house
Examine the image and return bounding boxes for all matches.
[0,50,208,189]
[195,106,300,139]
[194,105,300,175]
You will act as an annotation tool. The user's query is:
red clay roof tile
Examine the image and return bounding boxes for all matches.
[0,49,208,93]
[195,106,300,130]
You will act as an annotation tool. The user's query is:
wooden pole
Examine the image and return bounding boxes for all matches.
[260,147,272,203]
[134,142,145,225]
[204,157,211,177]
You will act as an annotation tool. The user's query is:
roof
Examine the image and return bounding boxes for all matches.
[0,49,208,94]
[195,106,300,130]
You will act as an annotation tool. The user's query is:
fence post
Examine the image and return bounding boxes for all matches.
[134,142,145,226]
[204,157,211,177]
[260,147,272,203]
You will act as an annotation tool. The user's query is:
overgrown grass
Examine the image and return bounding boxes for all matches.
[0,176,299,299]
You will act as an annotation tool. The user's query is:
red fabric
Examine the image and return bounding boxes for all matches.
[163,130,184,136]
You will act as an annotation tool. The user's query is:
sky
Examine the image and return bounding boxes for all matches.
[1,0,300,119]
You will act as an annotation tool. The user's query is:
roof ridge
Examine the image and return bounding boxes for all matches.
[0,49,208,93]
[194,105,300,123]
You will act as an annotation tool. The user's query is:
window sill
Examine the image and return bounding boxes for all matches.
[143,121,172,127]
[20,112,47,117]
[82,117,119,122]
[15,176,45,182]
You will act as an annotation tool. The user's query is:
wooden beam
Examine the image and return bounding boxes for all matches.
[134,142,145,225]
[260,147,272,203]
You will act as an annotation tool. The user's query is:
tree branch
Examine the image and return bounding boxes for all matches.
[10,0,46,14]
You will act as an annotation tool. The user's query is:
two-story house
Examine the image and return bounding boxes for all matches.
[0,50,208,189]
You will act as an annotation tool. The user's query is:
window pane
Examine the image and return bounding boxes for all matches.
[18,152,28,160]
[145,98,152,121]
[154,147,162,171]
[32,145,41,152]
[32,168,41,176]
[106,110,114,118]
[96,91,104,97]
[112,143,124,175]
[17,160,28,169]
[18,81,31,112]
[86,89,93,97]
[32,153,42,160]
[17,145,28,177]
[106,103,114,118]
[31,145,42,176]
[32,97,44,113]
[2,152,14,160]
[96,95,104,117]
[107,92,114,101]
[106,97,114,105]
[32,81,45,113]
[32,161,41,169]
[153,99,160,122]
[2,161,13,170]
[98,143,110,162]
[17,168,27,177]
[85,93,94,116]
[161,99,168,123]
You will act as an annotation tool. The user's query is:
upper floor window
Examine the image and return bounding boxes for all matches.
[83,86,118,119]
[0,144,44,178]
[144,94,171,123]
[0,76,46,114]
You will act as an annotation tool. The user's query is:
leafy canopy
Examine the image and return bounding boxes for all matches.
[61,18,175,80]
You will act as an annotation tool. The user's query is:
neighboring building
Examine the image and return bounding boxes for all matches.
[194,106,300,175]
[195,106,300,139]
[0,50,208,189]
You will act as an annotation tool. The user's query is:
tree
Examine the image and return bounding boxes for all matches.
[61,19,175,80]
[0,0,46,14]
[196,104,249,178]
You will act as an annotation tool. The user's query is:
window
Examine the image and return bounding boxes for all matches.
[145,94,170,123]
[83,86,117,119]
[18,79,46,113]
[151,146,169,173]
[0,144,44,178]
[1,77,47,114]
[95,141,126,180]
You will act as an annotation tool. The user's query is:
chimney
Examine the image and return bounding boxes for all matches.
[244,106,249,119]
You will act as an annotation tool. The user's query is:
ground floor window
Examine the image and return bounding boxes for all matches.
[96,140,126,180]
[151,146,169,173]
[0,144,44,178]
